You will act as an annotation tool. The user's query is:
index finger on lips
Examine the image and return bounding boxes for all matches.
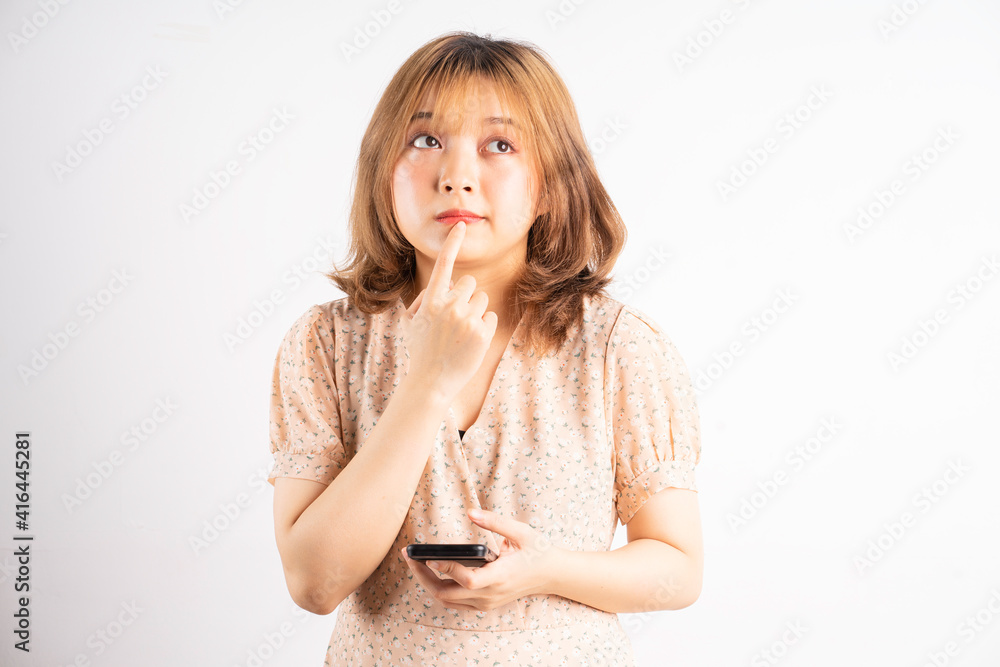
[426,221,465,300]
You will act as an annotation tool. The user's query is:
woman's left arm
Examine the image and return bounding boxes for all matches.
[546,487,703,614]
[403,309,704,613]
[402,489,702,614]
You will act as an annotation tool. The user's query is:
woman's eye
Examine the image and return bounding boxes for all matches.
[412,134,439,148]
[487,139,513,154]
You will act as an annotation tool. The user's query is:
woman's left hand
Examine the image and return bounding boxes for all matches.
[401,508,562,612]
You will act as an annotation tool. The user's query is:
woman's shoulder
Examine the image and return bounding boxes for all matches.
[282,297,343,337]
[584,292,664,337]
[584,291,626,324]
[282,295,399,344]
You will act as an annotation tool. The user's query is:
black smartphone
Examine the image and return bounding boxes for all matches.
[406,543,498,568]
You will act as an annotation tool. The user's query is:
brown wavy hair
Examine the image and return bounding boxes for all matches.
[325,31,627,358]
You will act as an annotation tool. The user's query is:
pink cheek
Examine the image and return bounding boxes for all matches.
[396,164,434,194]
[392,167,408,189]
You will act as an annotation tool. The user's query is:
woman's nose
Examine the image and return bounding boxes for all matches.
[438,146,477,193]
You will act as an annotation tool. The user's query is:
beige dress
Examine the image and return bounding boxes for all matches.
[267,292,701,666]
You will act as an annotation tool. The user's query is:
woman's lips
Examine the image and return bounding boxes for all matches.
[435,209,484,224]
[436,215,484,224]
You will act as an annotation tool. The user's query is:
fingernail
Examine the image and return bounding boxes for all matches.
[427,561,438,569]
[469,509,482,519]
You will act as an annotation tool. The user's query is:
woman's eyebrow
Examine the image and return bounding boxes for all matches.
[408,111,520,130]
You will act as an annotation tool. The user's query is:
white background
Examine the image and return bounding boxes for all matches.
[2,1,999,665]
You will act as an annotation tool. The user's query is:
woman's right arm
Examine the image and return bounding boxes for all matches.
[273,220,492,615]
[273,374,450,615]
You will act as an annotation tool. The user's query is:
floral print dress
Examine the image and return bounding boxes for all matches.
[267,291,701,666]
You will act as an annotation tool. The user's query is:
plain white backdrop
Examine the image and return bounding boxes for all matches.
[2,0,999,665]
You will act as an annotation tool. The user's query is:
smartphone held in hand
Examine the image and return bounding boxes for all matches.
[406,543,498,568]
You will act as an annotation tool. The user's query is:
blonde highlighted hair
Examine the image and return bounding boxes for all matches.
[325,31,627,358]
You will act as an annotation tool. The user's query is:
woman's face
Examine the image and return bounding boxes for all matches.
[391,83,541,283]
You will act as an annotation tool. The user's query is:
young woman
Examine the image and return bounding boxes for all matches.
[268,31,703,666]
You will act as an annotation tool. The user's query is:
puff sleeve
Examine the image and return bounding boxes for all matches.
[606,306,702,525]
[267,305,347,487]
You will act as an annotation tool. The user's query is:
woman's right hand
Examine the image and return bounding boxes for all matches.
[399,221,499,405]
